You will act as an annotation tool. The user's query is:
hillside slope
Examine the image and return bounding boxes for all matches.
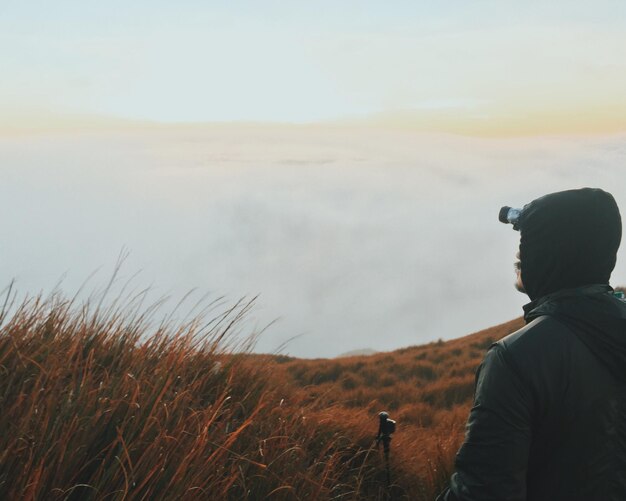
[260,317,526,498]
[0,289,524,500]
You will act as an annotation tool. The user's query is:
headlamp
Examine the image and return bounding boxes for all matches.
[499,206,523,230]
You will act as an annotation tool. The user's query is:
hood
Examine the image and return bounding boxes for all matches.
[517,188,622,301]
[525,284,626,382]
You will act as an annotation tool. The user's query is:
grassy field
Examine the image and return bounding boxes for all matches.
[0,285,526,500]
[261,316,526,499]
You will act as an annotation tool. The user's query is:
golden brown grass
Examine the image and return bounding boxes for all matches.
[0,282,526,500]
[263,317,525,499]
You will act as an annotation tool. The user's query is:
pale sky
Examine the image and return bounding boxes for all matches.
[3,2,626,356]
[2,1,626,133]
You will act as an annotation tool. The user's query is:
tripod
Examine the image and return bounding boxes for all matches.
[376,411,396,488]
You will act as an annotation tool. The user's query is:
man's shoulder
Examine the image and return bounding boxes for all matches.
[483,316,577,391]
[494,315,573,359]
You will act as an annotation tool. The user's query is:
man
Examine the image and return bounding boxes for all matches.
[437,187,626,500]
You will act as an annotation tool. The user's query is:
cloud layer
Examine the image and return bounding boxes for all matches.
[2,126,625,357]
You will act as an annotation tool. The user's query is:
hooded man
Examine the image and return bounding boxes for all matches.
[437,187,626,501]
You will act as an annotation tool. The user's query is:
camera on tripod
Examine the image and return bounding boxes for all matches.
[376,411,396,487]
[378,411,396,436]
[376,411,396,450]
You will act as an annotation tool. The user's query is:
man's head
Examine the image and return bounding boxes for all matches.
[501,188,622,301]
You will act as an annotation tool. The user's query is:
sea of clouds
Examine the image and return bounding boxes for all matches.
[1,126,625,357]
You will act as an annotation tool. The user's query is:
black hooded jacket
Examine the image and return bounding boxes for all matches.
[438,188,626,500]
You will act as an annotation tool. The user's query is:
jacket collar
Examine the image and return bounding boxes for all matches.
[523,283,613,322]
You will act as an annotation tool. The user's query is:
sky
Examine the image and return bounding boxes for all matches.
[2,1,626,133]
[2,3,626,357]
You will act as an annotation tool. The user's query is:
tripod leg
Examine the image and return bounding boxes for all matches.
[385,449,391,487]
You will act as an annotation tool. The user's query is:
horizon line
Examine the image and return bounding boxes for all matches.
[2,107,626,138]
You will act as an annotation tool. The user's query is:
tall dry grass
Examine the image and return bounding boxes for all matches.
[265,317,527,498]
[0,274,529,500]
[0,285,401,500]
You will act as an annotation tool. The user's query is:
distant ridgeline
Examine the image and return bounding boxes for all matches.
[336,348,378,358]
